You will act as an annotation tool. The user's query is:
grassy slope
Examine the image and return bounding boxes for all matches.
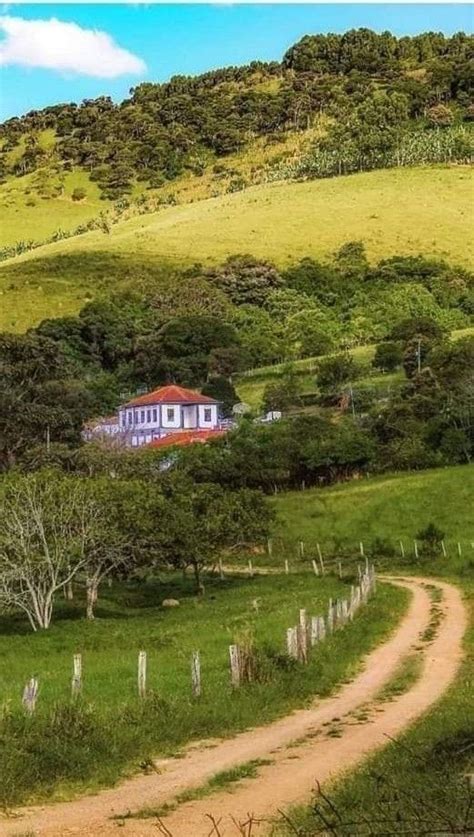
[235,327,474,410]
[0,165,472,332]
[0,170,110,248]
[0,572,406,805]
[272,465,474,553]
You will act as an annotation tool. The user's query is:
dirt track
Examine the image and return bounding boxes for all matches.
[0,576,467,837]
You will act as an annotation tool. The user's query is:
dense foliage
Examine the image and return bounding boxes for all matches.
[1,29,472,200]
[0,243,472,469]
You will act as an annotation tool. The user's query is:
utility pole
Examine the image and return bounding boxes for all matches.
[417,338,422,374]
[46,425,51,453]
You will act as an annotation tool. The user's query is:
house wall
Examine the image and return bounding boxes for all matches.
[118,400,219,439]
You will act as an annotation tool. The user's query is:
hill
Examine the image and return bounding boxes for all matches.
[1,164,472,332]
[273,464,474,554]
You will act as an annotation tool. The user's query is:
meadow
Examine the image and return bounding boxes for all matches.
[272,464,474,561]
[0,165,472,332]
[0,571,407,808]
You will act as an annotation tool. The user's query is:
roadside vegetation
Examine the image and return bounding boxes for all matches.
[0,572,407,808]
[275,582,473,837]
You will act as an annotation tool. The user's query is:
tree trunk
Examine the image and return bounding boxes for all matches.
[192,561,205,596]
[86,577,99,620]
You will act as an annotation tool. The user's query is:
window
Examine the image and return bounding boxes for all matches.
[128,411,133,426]
[141,410,145,424]
[152,408,157,423]
[167,407,175,422]
[204,407,212,422]
[147,409,151,423]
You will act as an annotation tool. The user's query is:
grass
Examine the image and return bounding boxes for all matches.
[235,327,474,410]
[0,165,472,331]
[0,572,407,809]
[0,169,109,249]
[125,758,273,820]
[271,464,474,565]
[274,580,473,837]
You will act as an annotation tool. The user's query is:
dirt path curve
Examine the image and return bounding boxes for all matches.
[1,577,466,837]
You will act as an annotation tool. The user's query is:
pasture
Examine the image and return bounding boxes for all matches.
[0,571,407,807]
[272,465,474,567]
[0,165,472,332]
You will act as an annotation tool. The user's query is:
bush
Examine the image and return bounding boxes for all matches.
[372,341,403,372]
[71,187,87,202]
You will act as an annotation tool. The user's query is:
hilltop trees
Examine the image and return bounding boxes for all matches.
[2,30,472,197]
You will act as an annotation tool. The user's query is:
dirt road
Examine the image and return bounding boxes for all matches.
[1,577,466,837]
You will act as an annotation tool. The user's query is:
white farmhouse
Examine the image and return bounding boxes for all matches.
[119,384,220,447]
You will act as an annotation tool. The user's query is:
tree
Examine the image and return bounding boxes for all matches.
[157,479,273,593]
[262,370,300,414]
[0,474,98,630]
[316,354,358,394]
[372,341,403,372]
[201,376,238,418]
[0,333,93,469]
[389,316,445,343]
[205,255,283,307]
[135,315,241,387]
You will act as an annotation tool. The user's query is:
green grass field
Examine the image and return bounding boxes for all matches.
[0,165,472,331]
[0,572,407,807]
[0,169,110,248]
[272,465,474,560]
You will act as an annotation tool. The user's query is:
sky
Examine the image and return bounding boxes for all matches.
[0,4,472,121]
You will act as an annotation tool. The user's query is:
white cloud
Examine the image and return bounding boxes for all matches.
[0,15,146,78]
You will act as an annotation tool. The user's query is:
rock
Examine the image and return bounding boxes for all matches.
[162,598,180,608]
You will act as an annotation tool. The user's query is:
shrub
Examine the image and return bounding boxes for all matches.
[372,341,403,372]
[71,187,87,202]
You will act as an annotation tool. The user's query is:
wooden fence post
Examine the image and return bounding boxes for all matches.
[457,542,462,557]
[414,540,419,559]
[72,653,82,697]
[284,559,289,575]
[327,599,334,633]
[298,609,308,663]
[441,540,447,558]
[267,538,273,559]
[359,541,364,557]
[312,559,319,576]
[229,644,241,688]
[338,561,342,579]
[218,557,225,580]
[248,559,254,578]
[399,540,405,558]
[317,543,325,575]
[191,651,201,698]
[22,677,38,714]
[138,651,147,699]
[299,541,305,559]
[318,616,326,641]
[310,616,319,646]
[286,627,298,660]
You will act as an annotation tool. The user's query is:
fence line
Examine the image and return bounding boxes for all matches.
[18,563,377,713]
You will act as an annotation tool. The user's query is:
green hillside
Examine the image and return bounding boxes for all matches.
[0,164,472,332]
[273,465,474,548]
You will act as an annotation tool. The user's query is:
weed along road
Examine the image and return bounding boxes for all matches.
[0,576,466,837]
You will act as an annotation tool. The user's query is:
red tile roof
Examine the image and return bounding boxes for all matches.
[148,429,226,450]
[124,385,218,409]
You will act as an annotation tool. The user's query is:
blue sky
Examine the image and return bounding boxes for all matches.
[0,4,472,121]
